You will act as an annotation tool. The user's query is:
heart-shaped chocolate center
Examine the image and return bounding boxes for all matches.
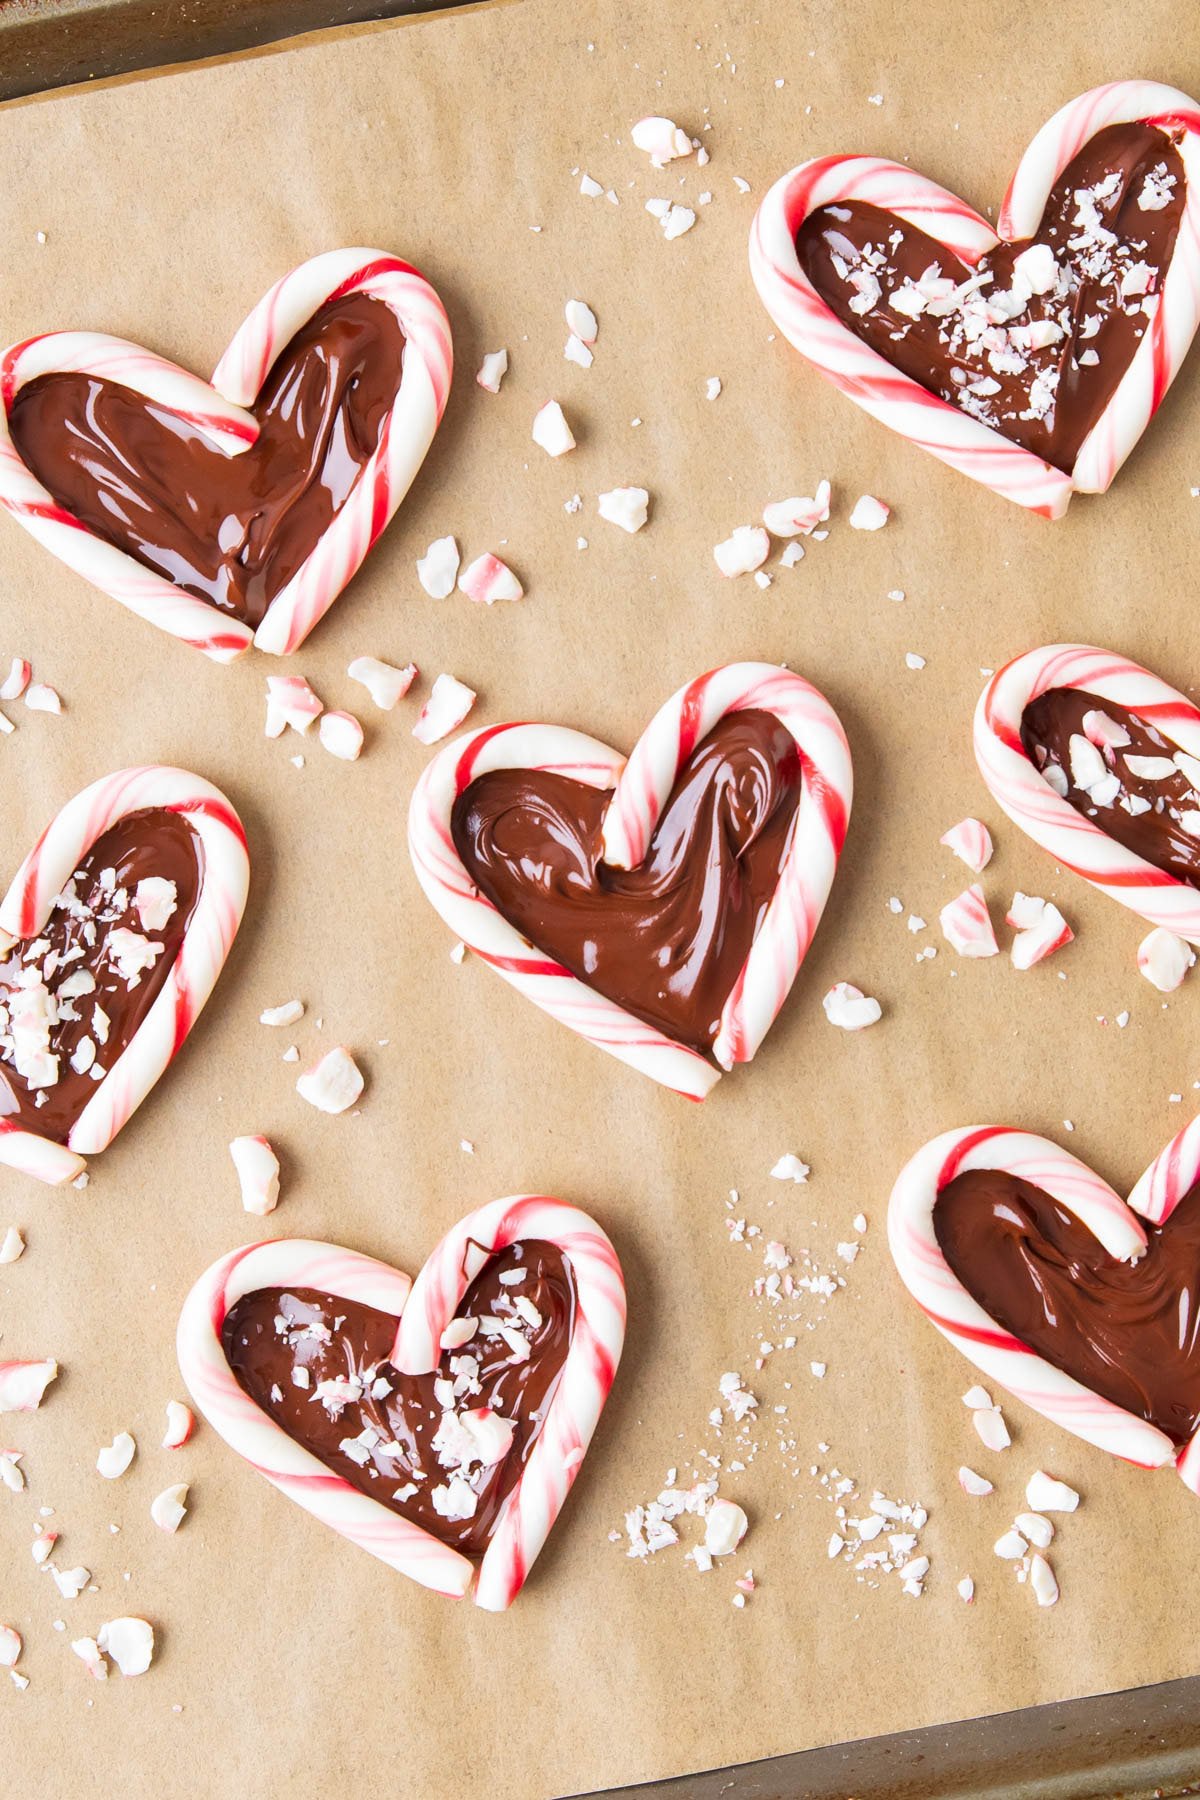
[451,710,802,1055]
[0,807,200,1143]
[936,1169,1200,1444]
[7,294,403,629]
[796,121,1185,473]
[1021,688,1200,884]
[222,1241,574,1558]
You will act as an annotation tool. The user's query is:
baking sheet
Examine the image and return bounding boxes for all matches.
[0,2,1199,1796]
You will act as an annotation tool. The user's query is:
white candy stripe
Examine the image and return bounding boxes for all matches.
[407,664,852,1098]
[0,249,451,662]
[888,1124,1190,1478]
[975,644,1200,942]
[391,1196,626,1612]
[177,1202,625,1610]
[0,766,248,1179]
[749,82,1200,516]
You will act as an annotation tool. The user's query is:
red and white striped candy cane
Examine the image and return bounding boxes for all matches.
[176,1199,626,1610]
[975,643,1200,942]
[407,663,853,1101]
[749,81,1200,518]
[0,249,452,661]
[888,1121,1200,1489]
[0,766,249,1186]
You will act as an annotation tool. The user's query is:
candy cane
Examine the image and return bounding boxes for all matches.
[177,1199,625,1609]
[0,766,248,1185]
[887,1123,1200,1483]
[975,643,1200,942]
[407,663,853,1100]
[0,249,452,662]
[749,81,1200,517]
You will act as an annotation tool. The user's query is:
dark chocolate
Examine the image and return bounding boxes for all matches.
[936,1168,1200,1445]
[222,1241,574,1559]
[0,808,201,1143]
[451,710,803,1056]
[1021,687,1200,885]
[8,294,404,628]
[796,122,1185,471]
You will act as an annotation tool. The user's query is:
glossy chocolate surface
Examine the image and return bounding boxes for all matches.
[1021,687,1200,885]
[451,710,803,1055]
[796,122,1185,471]
[937,1168,1200,1444]
[0,808,200,1143]
[8,294,404,628]
[222,1241,574,1559]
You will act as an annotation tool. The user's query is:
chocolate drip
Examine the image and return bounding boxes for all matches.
[222,1242,574,1559]
[451,710,803,1055]
[936,1169,1200,1445]
[1021,687,1200,885]
[8,294,404,628]
[0,808,201,1144]
[796,122,1185,472]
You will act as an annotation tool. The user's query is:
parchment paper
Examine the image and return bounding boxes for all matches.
[1,2,1199,1795]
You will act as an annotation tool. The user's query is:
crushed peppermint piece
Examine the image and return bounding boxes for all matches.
[958,1576,975,1603]
[564,299,598,344]
[476,350,508,393]
[762,480,831,537]
[598,486,650,533]
[822,982,882,1030]
[413,673,477,745]
[770,1153,810,1183]
[0,1360,57,1412]
[940,817,993,873]
[347,656,416,710]
[1030,1552,1059,1607]
[151,1482,189,1533]
[706,377,722,400]
[1137,927,1195,993]
[260,1000,304,1028]
[1015,1510,1054,1550]
[71,1636,107,1680]
[318,710,364,761]
[1007,893,1074,969]
[0,1226,25,1264]
[296,1046,364,1115]
[848,494,890,531]
[940,884,999,958]
[631,116,692,166]
[0,658,30,700]
[162,1400,194,1449]
[97,1617,154,1676]
[713,525,770,577]
[264,675,322,737]
[531,400,576,457]
[704,1497,749,1556]
[230,1135,280,1215]
[24,683,61,714]
[973,1406,1011,1452]
[96,1431,136,1479]
[133,877,176,932]
[416,536,461,599]
[459,553,522,605]
[1025,1470,1080,1513]
[958,1466,994,1497]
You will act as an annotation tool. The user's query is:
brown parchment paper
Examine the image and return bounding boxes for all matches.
[1,2,1199,1794]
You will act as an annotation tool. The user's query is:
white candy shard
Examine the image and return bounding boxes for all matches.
[1013,242,1058,294]
[1030,1553,1059,1607]
[762,481,831,537]
[458,553,523,604]
[318,710,364,762]
[71,1636,107,1681]
[957,1576,975,1603]
[1137,927,1195,993]
[412,673,477,746]
[1007,894,1074,969]
[973,1406,1011,1451]
[0,658,30,700]
[958,1465,994,1497]
[0,1452,22,1491]
[150,1482,189,1533]
[564,335,593,368]
[598,486,649,533]
[994,1529,1027,1559]
[848,493,890,531]
[296,1046,364,1115]
[0,1360,57,1412]
[822,982,882,1030]
[0,1625,20,1668]
[1025,1470,1080,1513]
[133,876,177,932]
[96,1431,136,1480]
[660,205,696,240]
[1014,1511,1054,1549]
[939,884,999,958]
[713,525,770,577]
[564,299,598,344]
[264,675,322,737]
[439,1317,478,1351]
[963,1385,993,1409]
[347,656,416,711]
[460,1407,515,1467]
[230,1135,280,1215]
[631,116,692,166]
[260,1000,304,1028]
[704,1497,749,1556]
[531,400,576,457]
[162,1400,194,1449]
[52,1565,90,1599]
[417,535,461,599]
[0,1227,24,1264]
[770,1153,810,1184]
[476,350,508,394]
[940,817,993,874]
[24,683,61,714]
[98,1617,154,1676]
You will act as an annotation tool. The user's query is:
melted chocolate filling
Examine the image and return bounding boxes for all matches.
[451,710,803,1056]
[1021,687,1200,885]
[0,808,201,1143]
[937,1169,1200,1445]
[796,122,1185,471]
[223,1241,574,1559]
[8,293,404,628]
